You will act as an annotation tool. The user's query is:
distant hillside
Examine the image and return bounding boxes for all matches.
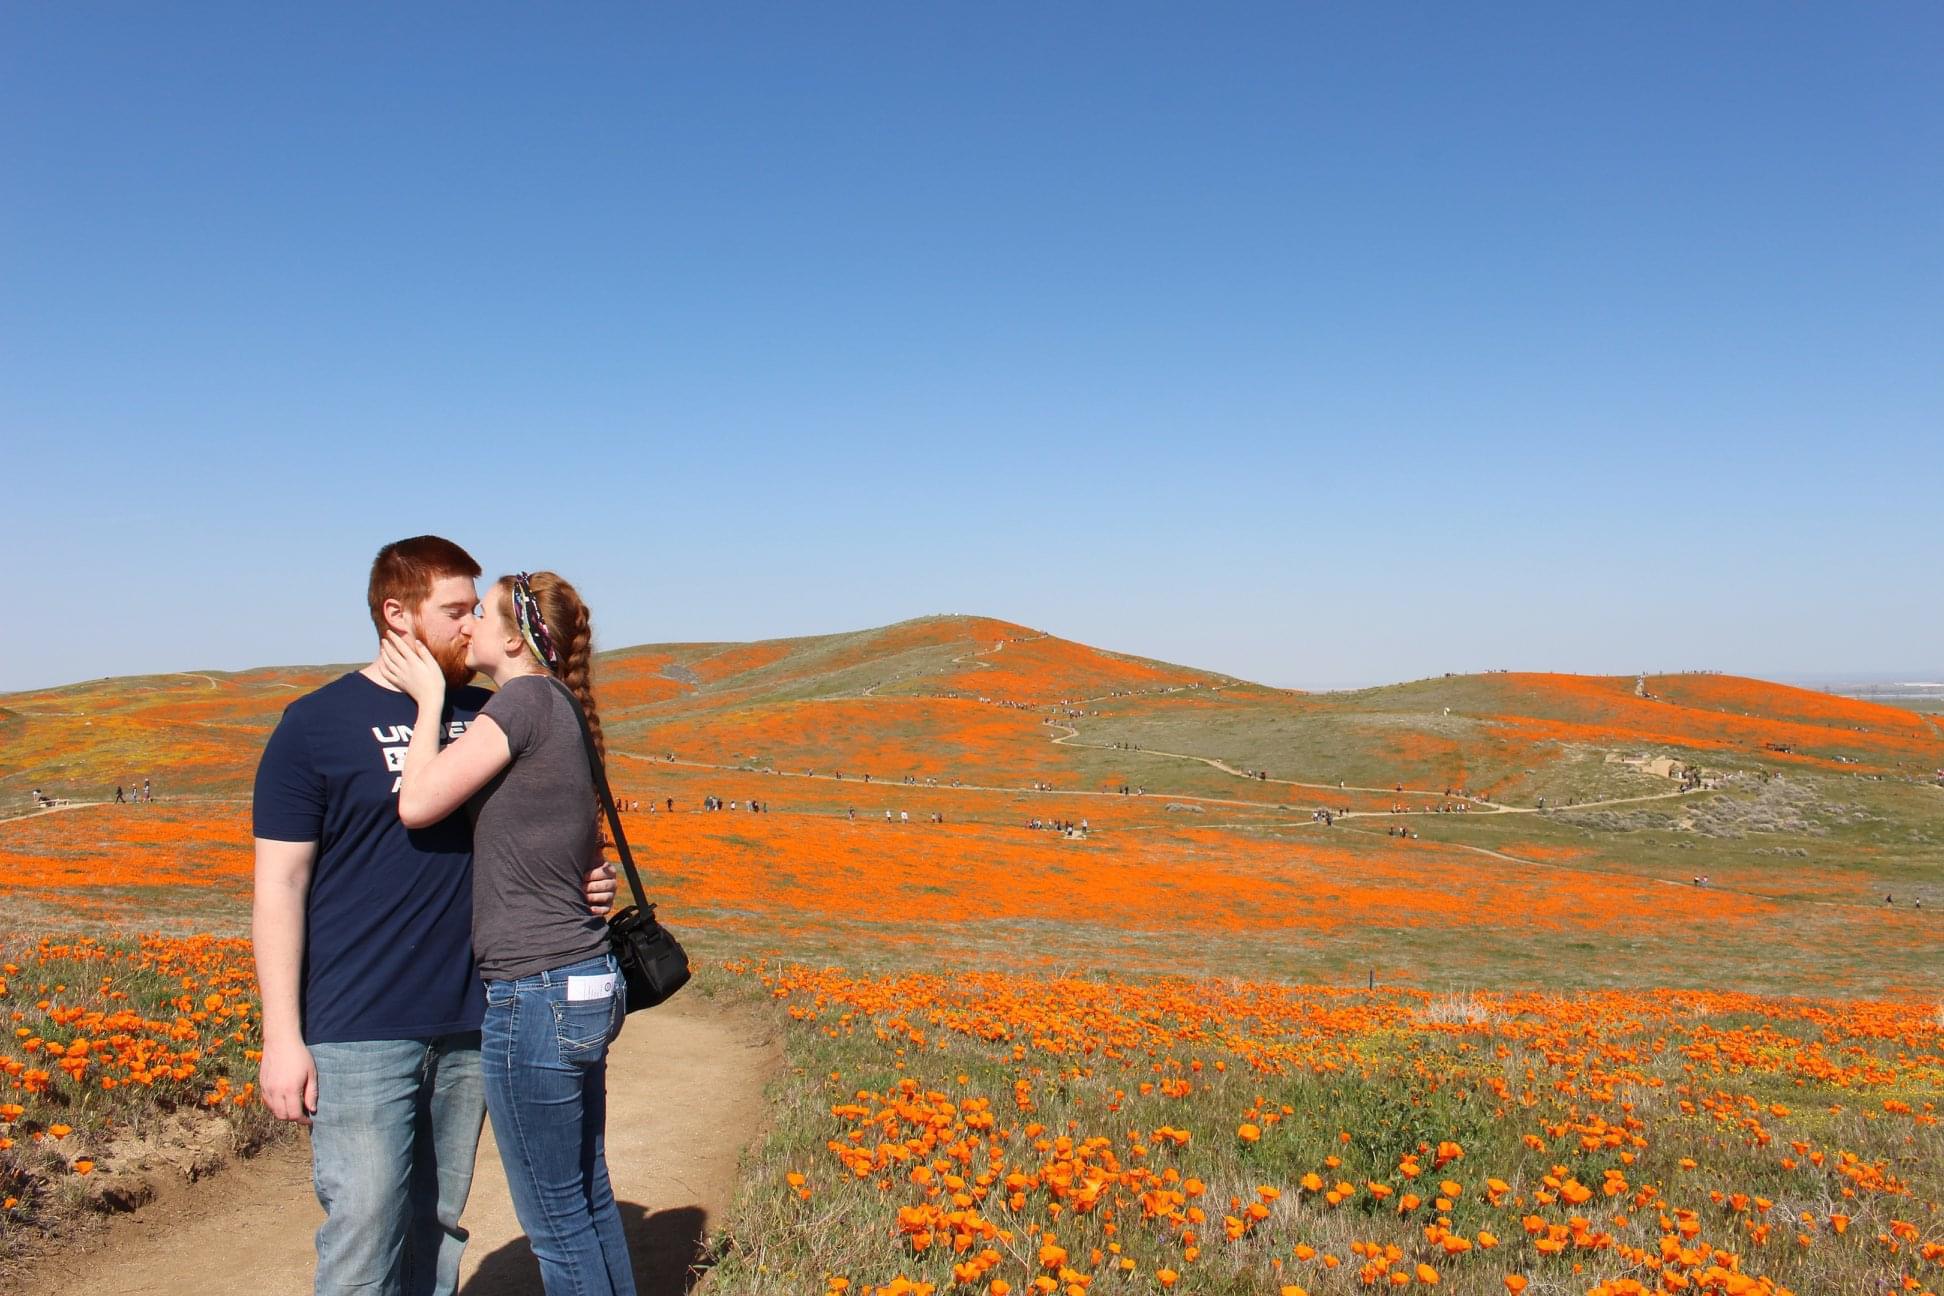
[4,615,1940,810]
[0,616,1236,805]
[0,665,346,807]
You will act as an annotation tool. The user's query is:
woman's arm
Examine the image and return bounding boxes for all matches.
[379,632,515,828]
[397,709,512,828]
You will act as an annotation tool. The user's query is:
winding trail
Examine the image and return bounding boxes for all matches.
[3,994,782,1296]
[1045,724,1700,815]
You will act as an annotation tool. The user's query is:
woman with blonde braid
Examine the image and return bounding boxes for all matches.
[380,571,633,1296]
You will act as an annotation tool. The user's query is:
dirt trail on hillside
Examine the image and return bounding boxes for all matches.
[616,732,1698,819]
[5,996,781,1296]
[0,796,250,825]
[1047,725,1705,814]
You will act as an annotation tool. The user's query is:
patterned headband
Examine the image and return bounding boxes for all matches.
[510,572,559,671]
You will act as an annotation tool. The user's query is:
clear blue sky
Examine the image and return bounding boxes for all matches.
[3,4,1939,693]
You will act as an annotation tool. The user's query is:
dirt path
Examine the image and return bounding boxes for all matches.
[0,799,112,821]
[1044,724,1701,816]
[0,796,250,825]
[6,995,781,1296]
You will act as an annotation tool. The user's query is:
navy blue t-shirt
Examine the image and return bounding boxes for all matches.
[252,671,490,1044]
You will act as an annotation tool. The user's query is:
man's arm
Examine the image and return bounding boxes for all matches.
[586,842,618,913]
[253,837,318,1125]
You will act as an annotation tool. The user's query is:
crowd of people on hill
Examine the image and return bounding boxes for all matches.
[28,778,153,810]
[840,807,947,825]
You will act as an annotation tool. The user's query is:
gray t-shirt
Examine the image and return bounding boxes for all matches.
[469,675,608,981]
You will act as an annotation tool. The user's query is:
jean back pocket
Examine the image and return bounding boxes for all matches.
[550,992,618,1065]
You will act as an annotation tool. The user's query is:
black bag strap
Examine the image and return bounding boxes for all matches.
[544,676,648,911]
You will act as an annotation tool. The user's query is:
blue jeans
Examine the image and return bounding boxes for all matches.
[309,1033,485,1296]
[482,952,633,1296]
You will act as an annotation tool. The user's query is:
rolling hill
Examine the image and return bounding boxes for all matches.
[5,612,1944,992]
[5,615,1942,813]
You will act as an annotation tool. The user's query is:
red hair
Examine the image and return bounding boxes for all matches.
[367,536,481,636]
[491,571,604,762]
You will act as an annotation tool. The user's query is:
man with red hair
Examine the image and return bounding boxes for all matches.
[252,536,617,1296]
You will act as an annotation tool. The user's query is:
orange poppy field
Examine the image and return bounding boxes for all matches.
[4,615,1943,1292]
[711,962,1944,1296]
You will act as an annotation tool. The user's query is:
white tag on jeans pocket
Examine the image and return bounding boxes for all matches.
[567,973,617,1002]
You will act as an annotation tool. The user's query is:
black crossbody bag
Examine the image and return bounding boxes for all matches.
[550,677,691,1012]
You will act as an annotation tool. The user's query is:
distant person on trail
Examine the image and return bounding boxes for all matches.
[115,786,125,804]
[252,537,616,1296]
[142,778,152,803]
[381,568,636,1296]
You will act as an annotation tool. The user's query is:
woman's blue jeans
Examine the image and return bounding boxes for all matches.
[481,951,634,1296]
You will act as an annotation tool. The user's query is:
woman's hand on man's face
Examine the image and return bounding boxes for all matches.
[379,631,449,706]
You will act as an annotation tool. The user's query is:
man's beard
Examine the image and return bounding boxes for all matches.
[418,629,475,690]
